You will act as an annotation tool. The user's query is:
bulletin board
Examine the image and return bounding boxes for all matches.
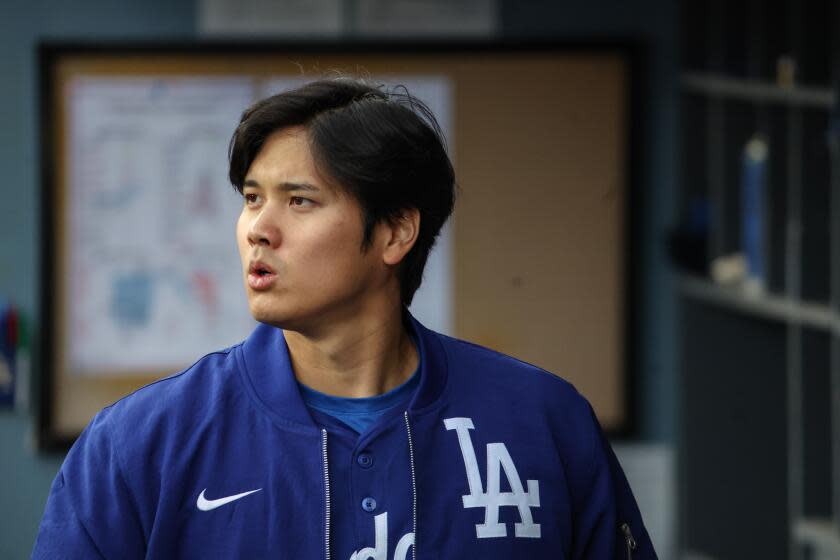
[38,42,638,449]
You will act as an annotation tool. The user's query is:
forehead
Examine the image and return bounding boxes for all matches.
[249,126,312,174]
[246,126,346,197]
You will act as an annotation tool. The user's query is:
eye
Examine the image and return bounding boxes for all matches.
[290,196,314,208]
[243,192,260,206]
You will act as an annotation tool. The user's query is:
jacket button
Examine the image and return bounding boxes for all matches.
[357,453,374,468]
[361,497,377,512]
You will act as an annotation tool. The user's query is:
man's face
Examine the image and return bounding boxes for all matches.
[236,126,390,331]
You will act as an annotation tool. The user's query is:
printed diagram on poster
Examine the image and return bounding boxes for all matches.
[65,74,456,376]
[66,77,258,375]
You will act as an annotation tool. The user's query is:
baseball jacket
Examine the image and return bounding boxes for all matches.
[33,314,656,559]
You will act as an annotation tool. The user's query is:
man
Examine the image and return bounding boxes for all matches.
[34,78,656,559]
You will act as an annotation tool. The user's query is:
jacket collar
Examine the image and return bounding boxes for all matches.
[239,312,449,429]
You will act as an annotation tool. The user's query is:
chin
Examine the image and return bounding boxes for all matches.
[249,304,291,328]
[247,298,311,331]
[246,287,368,333]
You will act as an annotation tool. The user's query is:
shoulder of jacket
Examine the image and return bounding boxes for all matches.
[60,343,247,506]
[432,331,601,474]
[97,343,243,434]
[435,332,582,395]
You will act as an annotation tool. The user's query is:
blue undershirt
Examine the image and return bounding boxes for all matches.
[298,364,420,434]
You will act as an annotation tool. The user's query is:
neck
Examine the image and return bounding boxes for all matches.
[284,304,418,398]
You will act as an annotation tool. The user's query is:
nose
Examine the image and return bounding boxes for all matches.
[246,207,280,248]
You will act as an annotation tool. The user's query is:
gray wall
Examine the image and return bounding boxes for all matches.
[0,2,195,558]
[0,1,678,557]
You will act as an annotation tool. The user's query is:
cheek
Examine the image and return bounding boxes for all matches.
[236,213,250,255]
[298,220,368,276]
[302,234,356,272]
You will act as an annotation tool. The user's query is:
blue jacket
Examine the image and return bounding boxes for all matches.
[33,316,656,559]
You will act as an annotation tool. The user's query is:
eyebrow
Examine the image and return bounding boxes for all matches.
[243,179,321,193]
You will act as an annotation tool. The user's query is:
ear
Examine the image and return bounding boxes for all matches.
[381,208,420,266]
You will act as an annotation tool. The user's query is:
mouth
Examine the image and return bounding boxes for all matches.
[249,261,275,275]
[247,260,278,290]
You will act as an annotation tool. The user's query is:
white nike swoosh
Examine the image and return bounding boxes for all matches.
[196,488,262,511]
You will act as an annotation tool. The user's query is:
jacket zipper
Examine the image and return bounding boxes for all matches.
[620,522,636,559]
[403,412,417,560]
[322,418,416,560]
[322,429,331,560]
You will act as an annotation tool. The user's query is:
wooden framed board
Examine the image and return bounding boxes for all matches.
[38,42,638,449]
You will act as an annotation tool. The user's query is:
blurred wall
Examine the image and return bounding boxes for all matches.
[0,0,677,557]
[0,2,195,558]
[500,0,680,442]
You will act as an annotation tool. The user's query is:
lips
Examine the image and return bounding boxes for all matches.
[247,260,278,290]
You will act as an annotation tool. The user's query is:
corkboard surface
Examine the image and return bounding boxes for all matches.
[44,46,629,439]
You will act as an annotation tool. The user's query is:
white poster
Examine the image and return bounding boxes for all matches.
[67,77,258,375]
[261,76,455,335]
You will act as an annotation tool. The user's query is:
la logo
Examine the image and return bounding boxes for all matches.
[444,417,541,539]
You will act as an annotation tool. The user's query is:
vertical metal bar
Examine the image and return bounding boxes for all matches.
[785,3,807,556]
[747,0,765,79]
[707,0,727,264]
[786,107,804,560]
[828,112,840,535]
[708,98,726,262]
[750,0,772,298]
[830,0,840,535]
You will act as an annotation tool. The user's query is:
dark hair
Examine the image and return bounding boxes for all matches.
[229,78,456,306]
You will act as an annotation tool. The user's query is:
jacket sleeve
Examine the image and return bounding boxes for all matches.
[569,404,658,560]
[32,409,147,560]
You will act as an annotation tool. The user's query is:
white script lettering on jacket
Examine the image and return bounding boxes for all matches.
[349,417,542,559]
